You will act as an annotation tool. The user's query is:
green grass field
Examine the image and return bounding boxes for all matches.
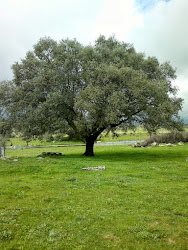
[8,127,188,147]
[6,129,156,147]
[0,144,188,249]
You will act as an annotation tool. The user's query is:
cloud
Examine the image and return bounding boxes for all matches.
[0,0,102,80]
[128,0,188,121]
[135,0,170,11]
[130,0,188,72]
[91,0,142,41]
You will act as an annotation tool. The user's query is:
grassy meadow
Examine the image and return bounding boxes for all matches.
[7,127,160,147]
[7,126,188,147]
[0,144,188,249]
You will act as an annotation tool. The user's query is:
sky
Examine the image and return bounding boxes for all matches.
[0,0,187,121]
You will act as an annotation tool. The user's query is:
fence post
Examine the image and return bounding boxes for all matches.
[1,146,5,158]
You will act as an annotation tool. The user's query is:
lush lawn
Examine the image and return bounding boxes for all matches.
[0,144,188,249]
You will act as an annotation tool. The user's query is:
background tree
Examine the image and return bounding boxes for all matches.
[2,35,183,156]
[0,81,13,156]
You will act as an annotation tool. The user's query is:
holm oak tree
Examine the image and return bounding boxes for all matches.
[2,36,183,156]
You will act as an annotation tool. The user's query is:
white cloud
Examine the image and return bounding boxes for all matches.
[0,0,102,80]
[130,0,188,72]
[128,0,188,121]
[91,0,142,42]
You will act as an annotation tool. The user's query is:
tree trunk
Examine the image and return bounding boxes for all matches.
[83,136,95,156]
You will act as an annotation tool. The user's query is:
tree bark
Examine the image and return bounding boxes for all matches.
[83,136,95,156]
[83,127,106,156]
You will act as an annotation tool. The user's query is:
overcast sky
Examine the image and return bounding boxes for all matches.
[0,0,187,121]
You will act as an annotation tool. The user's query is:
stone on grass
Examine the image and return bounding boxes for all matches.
[42,152,63,156]
[82,166,106,171]
[36,157,44,160]
[178,142,184,146]
[151,142,157,146]
[131,142,141,148]
[166,143,176,147]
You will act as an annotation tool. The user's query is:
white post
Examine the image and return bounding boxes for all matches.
[1,146,5,158]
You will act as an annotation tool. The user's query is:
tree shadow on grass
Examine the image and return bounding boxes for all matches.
[64,146,187,163]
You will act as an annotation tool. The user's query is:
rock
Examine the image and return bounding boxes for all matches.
[13,159,18,162]
[159,144,165,147]
[178,142,184,146]
[151,142,157,146]
[166,143,176,147]
[186,157,188,162]
[36,157,44,160]
[82,166,106,171]
[131,142,141,148]
[42,152,63,156]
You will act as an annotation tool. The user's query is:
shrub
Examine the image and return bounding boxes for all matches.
[43,132,54,142]
[143,132,188,146]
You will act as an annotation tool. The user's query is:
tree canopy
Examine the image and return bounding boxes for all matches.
[1,35,183,155]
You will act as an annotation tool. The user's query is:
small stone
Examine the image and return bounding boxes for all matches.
[178,142,184,146]
[57,153,63,156]
[36,157,44,160]
[42,152,63,156]
[186,157,188,162]
[166,143,176,147]
[13,159,18,162]
[131,142,141,148]
[82,166,106,171]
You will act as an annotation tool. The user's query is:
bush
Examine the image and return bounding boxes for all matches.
[143,132,188,146]
[43,132,54,142]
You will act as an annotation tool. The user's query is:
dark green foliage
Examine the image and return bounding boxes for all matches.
[0,36,183,155]
[0,81,13,150]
